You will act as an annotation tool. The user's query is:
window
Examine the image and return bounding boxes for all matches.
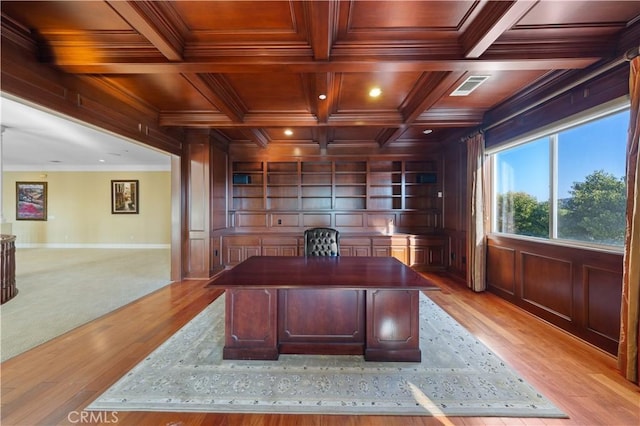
[491,104,629,248]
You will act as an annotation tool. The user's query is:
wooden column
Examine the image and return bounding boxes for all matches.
[183,131,211,279]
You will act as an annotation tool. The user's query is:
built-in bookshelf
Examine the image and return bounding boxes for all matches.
[301,161,332,210]
[405,160,439,210]
[232,161,264,210]
[335,161,367,210]
[368,160,402,210]
[267,162,299,210]
[231,158,440,216]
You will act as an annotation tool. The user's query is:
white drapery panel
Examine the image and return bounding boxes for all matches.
[619,55,640,384]
[466,132,487,292]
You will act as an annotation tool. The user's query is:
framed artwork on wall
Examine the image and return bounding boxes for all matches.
[111,180,139,214]
[16,181,48,221]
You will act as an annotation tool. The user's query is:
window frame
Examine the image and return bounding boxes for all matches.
[487,97,630,253]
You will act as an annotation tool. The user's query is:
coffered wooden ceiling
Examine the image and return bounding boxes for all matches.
[2,1,639,151]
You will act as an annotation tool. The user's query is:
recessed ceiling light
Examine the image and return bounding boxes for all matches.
[98,159,105,163]
[422,129,433,135]
[369,87,382,98]
[318,94,327,100]
[284,129,293,136]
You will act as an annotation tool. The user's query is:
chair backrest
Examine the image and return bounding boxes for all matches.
[304,227,340,256]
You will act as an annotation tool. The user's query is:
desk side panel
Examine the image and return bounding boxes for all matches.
[365,289,421,362]
[224,288,279,360]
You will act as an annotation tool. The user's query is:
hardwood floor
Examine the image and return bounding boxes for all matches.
[1,272,638,426]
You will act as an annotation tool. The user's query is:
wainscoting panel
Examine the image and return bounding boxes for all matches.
[486,235,623,355]
[486,244,516,295]
[302,214,332,227]
[336,214,364,227]
[521,253,573,321]
[584,266,623,343]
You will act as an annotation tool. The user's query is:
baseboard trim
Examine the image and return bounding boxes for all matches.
[16,243,170,249]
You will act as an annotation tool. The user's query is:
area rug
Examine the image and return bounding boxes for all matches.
[86,293,567,417]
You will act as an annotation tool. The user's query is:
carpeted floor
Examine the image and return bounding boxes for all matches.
[87,293,567,418]
[0,248,171,362]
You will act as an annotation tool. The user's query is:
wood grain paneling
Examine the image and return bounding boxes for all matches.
[211,143,228,232]
[585,266,623,342]
[335,213,363,227]
[365,289,420,362]
[185,136,211,278]
[487,235,623,355]
[224,288,278,360]
[279,289,365,345]
[522,253,573,320]
[487,243,516,295]
[270,213,299,227]
[302,213,332,227]
[6,1,636,151]
[235,213,268,227]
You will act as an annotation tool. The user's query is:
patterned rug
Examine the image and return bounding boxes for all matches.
[86,293,567,417]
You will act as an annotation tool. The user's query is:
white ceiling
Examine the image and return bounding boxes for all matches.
[1,96,171,172]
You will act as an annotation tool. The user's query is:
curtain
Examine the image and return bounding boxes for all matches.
[619,55,640,384]
[466,132,487,292]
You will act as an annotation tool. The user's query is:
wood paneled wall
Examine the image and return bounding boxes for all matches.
[485,63,630,148]
[183,132,211,279]
[440,57,630,355]
[487,236,623,355]
[0,28,182,157]
[442,138,467,281]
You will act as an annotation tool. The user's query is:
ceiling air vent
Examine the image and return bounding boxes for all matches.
[450,75,490,96]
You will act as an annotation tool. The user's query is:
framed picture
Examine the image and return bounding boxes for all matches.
[16,182,48,221]
[111,180,139,214]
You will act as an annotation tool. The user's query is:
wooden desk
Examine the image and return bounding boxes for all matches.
[208,256,439,362]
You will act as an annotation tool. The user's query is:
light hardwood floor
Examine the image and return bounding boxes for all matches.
[1,272,638,426]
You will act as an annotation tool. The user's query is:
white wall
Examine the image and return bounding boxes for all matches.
[2,171,171,247]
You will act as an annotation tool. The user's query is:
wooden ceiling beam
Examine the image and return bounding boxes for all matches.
[160,111,319,127]
[181,73,246,123]
[400,71,467,124]
[377,127,404,148]
[462,0,539,59]
[53,57,599,75]
[315,127,328,151]
[313,72,337,124]
[243,128,270,148]
[160,111,423,128]
[105,1,184,61]
[306,0,337,61]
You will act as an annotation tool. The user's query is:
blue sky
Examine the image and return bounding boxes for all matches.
[495,109,629,200]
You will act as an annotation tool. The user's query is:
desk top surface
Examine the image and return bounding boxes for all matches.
[208,256,439,290]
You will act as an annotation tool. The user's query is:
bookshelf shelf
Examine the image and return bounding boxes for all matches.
[231,158,440,219]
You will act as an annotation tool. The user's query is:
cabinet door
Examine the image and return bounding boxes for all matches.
[226,246,244,265]
[224,236,261,265]
[340,246,355,256]
[263,245,298,256]
[427,244,446,268]
[391,246,408,264]
[262,246,280,256]
[245,246,261,259]
[281,246,298,256]
[410,246,427,267]
[353,246,371,256]
[226,245,261,265]
[373,247,390,257]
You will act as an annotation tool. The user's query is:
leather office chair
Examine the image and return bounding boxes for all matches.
[304,227,340,256]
